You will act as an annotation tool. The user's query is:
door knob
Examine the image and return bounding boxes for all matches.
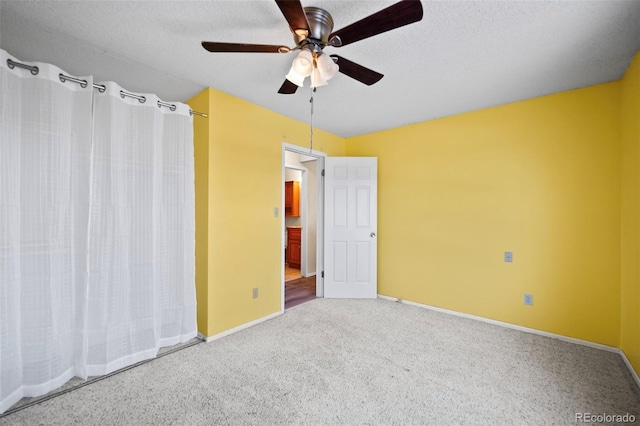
[370,232,376,238]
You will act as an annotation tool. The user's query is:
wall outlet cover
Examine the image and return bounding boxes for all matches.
[524,293,533,306]
[504,251,513,263]
[252,288,259,299]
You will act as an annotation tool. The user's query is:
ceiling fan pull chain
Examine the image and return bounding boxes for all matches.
[309,87,315,153]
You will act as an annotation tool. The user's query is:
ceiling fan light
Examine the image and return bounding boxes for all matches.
[316,53,338,80]
[292,49,313,77]
[285,67,306,87]
[310,68,328,88]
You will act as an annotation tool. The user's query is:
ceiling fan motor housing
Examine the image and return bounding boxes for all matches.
[298,7,335,51]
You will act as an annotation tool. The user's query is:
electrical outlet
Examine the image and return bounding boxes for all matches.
[504,251,513,263]
[252,288,259,299]
[524,293,533,306]
[274,207,279,217]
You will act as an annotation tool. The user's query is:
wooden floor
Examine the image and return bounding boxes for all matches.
[284,275,316,309]
[285,264,302,281]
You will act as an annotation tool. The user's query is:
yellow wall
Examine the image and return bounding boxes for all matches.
[346,83,622,347]
[621,52,640,374]
[188,89,211,336]
[187,88,345,337]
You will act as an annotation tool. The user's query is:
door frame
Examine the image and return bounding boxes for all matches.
[281,142,326,312]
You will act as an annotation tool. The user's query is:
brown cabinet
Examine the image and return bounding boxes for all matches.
[287,227,301,269]
[284,181,300,217]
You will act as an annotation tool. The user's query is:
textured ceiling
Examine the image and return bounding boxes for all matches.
[1,0,639,138]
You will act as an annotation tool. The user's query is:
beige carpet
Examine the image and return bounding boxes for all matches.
[1,298,639,425]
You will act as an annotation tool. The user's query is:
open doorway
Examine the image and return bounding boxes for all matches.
[284,166,303,282]
[282,144,326,311]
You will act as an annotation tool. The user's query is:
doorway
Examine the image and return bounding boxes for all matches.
[282,143,326,311]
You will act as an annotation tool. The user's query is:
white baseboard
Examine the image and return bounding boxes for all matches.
[378,294,640,389]
[619,349,640,390]
[200,311,283,343]
[304,272,317,278]
[377,294,620,354]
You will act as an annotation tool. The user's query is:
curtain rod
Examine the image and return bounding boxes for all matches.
[6,58,208,118]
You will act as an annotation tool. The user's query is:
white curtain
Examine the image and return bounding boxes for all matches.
[0,50,196,413]
[86,83,196,375]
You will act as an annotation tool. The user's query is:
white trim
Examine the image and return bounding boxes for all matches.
[281,142,328,159]
[620,349,640,390]
[281,142,327,307]
[201,311,283,343]
[281,148,286,313]
[316,155,325,298]
[377,295,619,353]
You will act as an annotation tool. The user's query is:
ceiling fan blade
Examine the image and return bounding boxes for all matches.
[331,55,383,86]
[275,0,310,34]
[329,0,423,47]
[202,41,290,53]
[278,79,299,94]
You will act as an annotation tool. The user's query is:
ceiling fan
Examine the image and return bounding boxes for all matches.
[201,0,424,94]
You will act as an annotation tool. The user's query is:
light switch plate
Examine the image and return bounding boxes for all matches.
[504,251,513,263]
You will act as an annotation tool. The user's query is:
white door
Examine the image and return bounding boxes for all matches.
[324,157,377,298]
